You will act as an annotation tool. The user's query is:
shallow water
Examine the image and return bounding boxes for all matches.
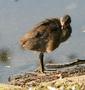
[0,0,85,83]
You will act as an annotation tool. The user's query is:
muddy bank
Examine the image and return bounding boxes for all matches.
[9,65,85,88]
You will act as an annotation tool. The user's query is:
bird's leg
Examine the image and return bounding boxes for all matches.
[39,52,44,73]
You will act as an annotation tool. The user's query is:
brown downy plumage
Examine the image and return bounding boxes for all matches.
[20,15,72,72]
[60,15,72,42]
[20,18,62,53]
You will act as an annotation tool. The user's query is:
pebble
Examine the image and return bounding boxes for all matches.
[9,66,85,88]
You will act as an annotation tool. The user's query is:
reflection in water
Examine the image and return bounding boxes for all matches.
[45,57,55,64]
[0,48,11,65]
[44,53,78,65]
[67,53,78,59]
[14,0,19,2]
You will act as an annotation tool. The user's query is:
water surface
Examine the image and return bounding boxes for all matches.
[0,0,85,83]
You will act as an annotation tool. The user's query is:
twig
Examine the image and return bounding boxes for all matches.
[46,59,85,69]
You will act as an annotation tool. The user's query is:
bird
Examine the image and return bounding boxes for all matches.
[20,15,72,73]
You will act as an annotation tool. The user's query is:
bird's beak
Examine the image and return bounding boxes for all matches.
[60,17,64,29]
[61,25,64,29]
[61,23,65,29]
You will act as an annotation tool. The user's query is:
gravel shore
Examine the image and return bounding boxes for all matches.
[9,65,85,89]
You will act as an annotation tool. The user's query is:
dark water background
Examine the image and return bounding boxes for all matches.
[0,0,85,83]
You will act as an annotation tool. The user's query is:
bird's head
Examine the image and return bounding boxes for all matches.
[60,15,71,29]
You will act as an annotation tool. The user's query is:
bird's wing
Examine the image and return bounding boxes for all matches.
[25,18,60,38]
[20,25,48,46]
[20,18,61,47]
